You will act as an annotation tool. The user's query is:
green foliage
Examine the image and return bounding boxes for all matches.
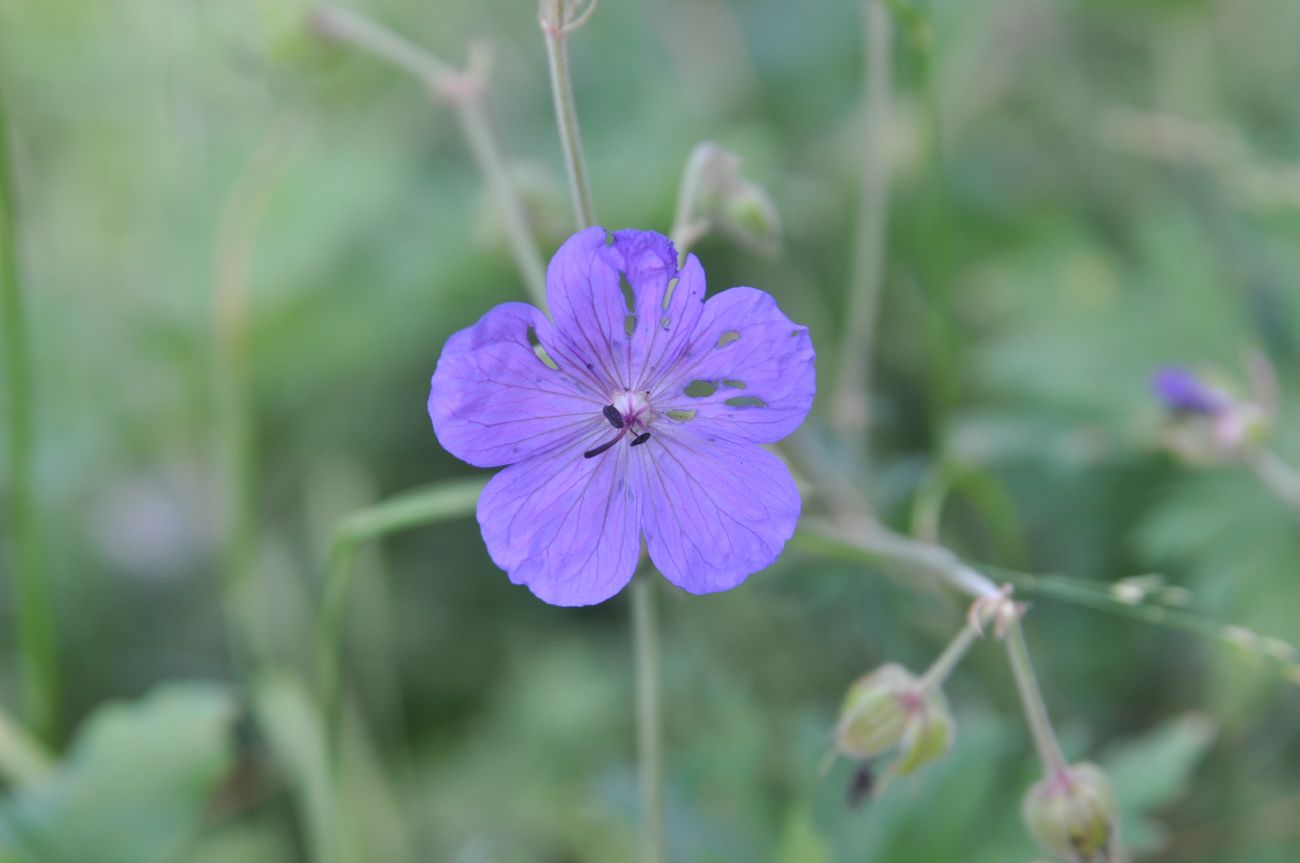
[0,684,237,863]
[1,0,1298,860]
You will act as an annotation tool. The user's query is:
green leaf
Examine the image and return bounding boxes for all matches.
[777,805,832,863]
[0,682,237,863]
[1102,713,1216,853]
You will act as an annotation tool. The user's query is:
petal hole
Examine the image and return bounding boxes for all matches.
[527,326,560,370]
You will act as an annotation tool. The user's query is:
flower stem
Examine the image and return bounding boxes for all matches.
[831,0,894,446]
[311,5,547,308]
[213,123,298,673]
[917,620,981,693]
[0,88,59,743]
[540,0,597,229]
[631,574,664,863]
[1004,617,1069,778]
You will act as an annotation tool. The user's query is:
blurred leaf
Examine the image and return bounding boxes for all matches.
[0,682,237,863]
[777,805,832,863]
[1103,712,1217,853]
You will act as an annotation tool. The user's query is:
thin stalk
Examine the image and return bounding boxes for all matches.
[0,89,59,742]
[1004,618,1069,778]
[213,123,297,670]
[831,0,893,445]
[631,574,664,863]
[668,143,717,261]
[314,479,484,752]
[540,0,597,228]
[917,621,981,693]
[311,5,547,308]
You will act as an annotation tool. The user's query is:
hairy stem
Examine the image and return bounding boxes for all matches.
[831,0,893,446]
[1,88,59,742]
[1004,618,1069,778]
[631,574,664,863]
[311,5,547,308]
[540,0,597,229]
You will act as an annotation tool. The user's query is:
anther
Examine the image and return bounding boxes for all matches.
[602,404,624,428]
[584,438,621,459]
[630,432,651,447]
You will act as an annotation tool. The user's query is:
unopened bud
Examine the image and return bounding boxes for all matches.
[720,181,781,254]
[1022,763,1118,863]
[675,142,782,254]
[834,664,953,784]
[1151,365,1271,464]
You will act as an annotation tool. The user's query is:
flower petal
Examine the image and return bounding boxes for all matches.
[429,302,604,468]
[477,437,643,606]
[544,227,706,393]
[638,432,800,594]
[653,287,815,444]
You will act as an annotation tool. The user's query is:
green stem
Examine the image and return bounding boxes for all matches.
[831,0,894,446]
[314,479,485,752]
[916,620,981,693]
[1004,618,1069,778]
[669,143,717,261]
[0,88,59,743]
[541,1,597,229]
[311,5,547,308]
[631,574,664,863]
[213,124,297,671]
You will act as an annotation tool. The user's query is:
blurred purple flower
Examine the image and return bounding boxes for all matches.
[429,227,815,606]
[1151,366,1229,415]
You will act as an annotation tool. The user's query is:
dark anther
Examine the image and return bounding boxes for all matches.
[602,404,624,428]
[630,432,652,447]
[584,438,620,459]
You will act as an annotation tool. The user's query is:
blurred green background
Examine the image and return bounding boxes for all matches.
[2,0,1299,860]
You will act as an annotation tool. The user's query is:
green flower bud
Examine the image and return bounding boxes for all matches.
[720,181,781,255]
[675,142,782,255]
[1022,763,1118,863]
[834,664,954,785]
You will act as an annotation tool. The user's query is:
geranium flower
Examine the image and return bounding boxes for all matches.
[429,227,815,605]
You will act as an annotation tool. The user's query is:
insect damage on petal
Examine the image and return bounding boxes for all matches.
[428,227,815,606]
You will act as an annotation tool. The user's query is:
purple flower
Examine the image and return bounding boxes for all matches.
[1151,366,1229,415]
[428,227,816,606]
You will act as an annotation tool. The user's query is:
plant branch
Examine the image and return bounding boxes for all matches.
[311,5,548,308]
[539,0,597,229]
[1,86,59,742]
[631,573,664,863]
[831,0,894,447]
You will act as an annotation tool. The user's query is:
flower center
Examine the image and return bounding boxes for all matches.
[583,390,654,459]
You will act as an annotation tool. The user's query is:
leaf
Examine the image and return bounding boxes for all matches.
[777,805,832,863]
[0,682,237,863]
[1102,713,1217,853]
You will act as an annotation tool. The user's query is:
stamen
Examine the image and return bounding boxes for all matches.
[602,404,624,428]
[630,432,651,447]
[584,437,621,459]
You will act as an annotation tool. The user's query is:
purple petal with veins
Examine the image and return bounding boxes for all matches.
[429,227,816,606]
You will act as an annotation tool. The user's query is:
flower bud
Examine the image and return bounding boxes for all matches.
[1022,763,1118,863]
[720,180,781,255]
[834,664,953,784]
[675,142,782,254]
[1151,366,1272,464]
